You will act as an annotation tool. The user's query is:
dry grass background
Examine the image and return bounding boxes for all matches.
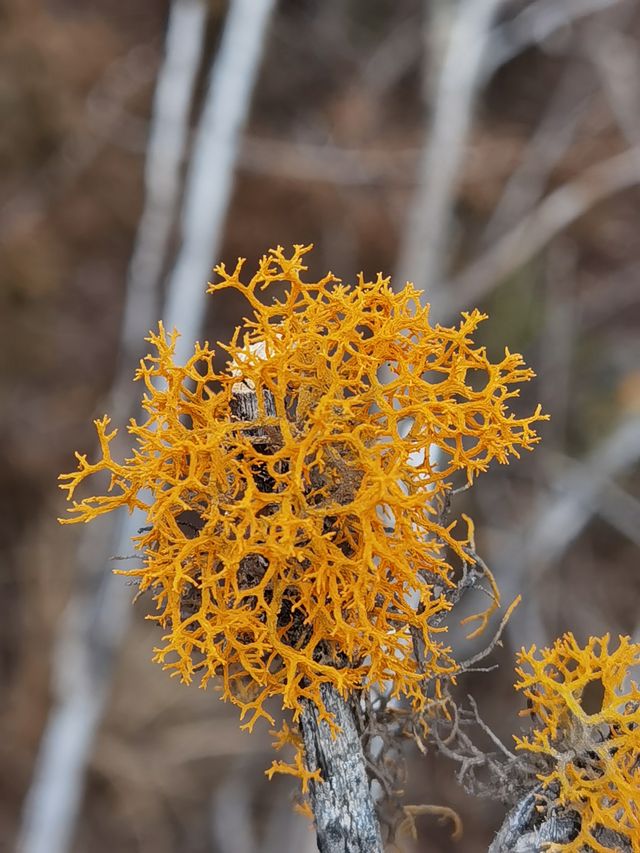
[2,1,640,851]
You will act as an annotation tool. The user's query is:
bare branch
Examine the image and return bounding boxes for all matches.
[16,3,277,851]
[485,0,626,78]
[164,0,276,365]
[457,596,521,672]
[467,695,516,761]
[300,687,384,853]
[396,0,506,295]
[481,65,593,245]
[442,146,640,318]
[489,787,633,852]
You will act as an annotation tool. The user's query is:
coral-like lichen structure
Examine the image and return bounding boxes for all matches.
[60,244,543,735]
[515,633,640,852]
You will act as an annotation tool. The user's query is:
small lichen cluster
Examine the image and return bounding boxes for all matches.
[60,244,543,746]
[515,633,640,852]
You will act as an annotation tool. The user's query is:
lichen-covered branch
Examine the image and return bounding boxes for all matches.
[235,373,383,852]
[489,788,632,853]
[58,245,545,850]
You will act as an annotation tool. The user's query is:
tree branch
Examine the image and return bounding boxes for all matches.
[489,787,632,853]
[232,372,383,853]
[443,146,640,318]
[17,4,275,851]
[396,0,505,296]
[300,685,384,853]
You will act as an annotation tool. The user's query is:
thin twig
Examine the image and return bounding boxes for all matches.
[457,596,521,672]
[17,4,276,851]
[467,695,516,760]
[163,0,277,365]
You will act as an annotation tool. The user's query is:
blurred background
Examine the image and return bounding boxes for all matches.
[2,0,640,851]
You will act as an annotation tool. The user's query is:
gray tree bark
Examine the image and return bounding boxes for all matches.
[299,684,384,853]
[489,787,632,853]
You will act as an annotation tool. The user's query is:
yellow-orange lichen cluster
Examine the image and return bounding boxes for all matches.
[60,244,543,734]
[515,633,640,852]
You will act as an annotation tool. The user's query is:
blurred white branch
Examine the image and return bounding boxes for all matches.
[210,758,257,853]
[481,66,593,245]
[496,416,640,649]
[528,420,640,574]
[20,0,276,847]
[396,0,505,298]
[360,14,422,96]
[164,0,276,365]
[485,0,625,77]
[583,17,640,147]
[585,469,640,550]
[240,136,414,185]
[17,4,212,852]
[443,145,640,317]
[262,790,319,853]
[581,260,640,327]
[119,0,208,362]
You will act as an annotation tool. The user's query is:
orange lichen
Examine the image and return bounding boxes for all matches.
[266,722,322,794]
[60,244,543,744]
[514,633,640,852]
[397,804,463,843]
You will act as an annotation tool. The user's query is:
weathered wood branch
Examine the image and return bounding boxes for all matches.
[299,684,384,853]
[489,787,632,853]
[232,383,383,852]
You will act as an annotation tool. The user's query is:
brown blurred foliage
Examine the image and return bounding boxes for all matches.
[2,1,640,851]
